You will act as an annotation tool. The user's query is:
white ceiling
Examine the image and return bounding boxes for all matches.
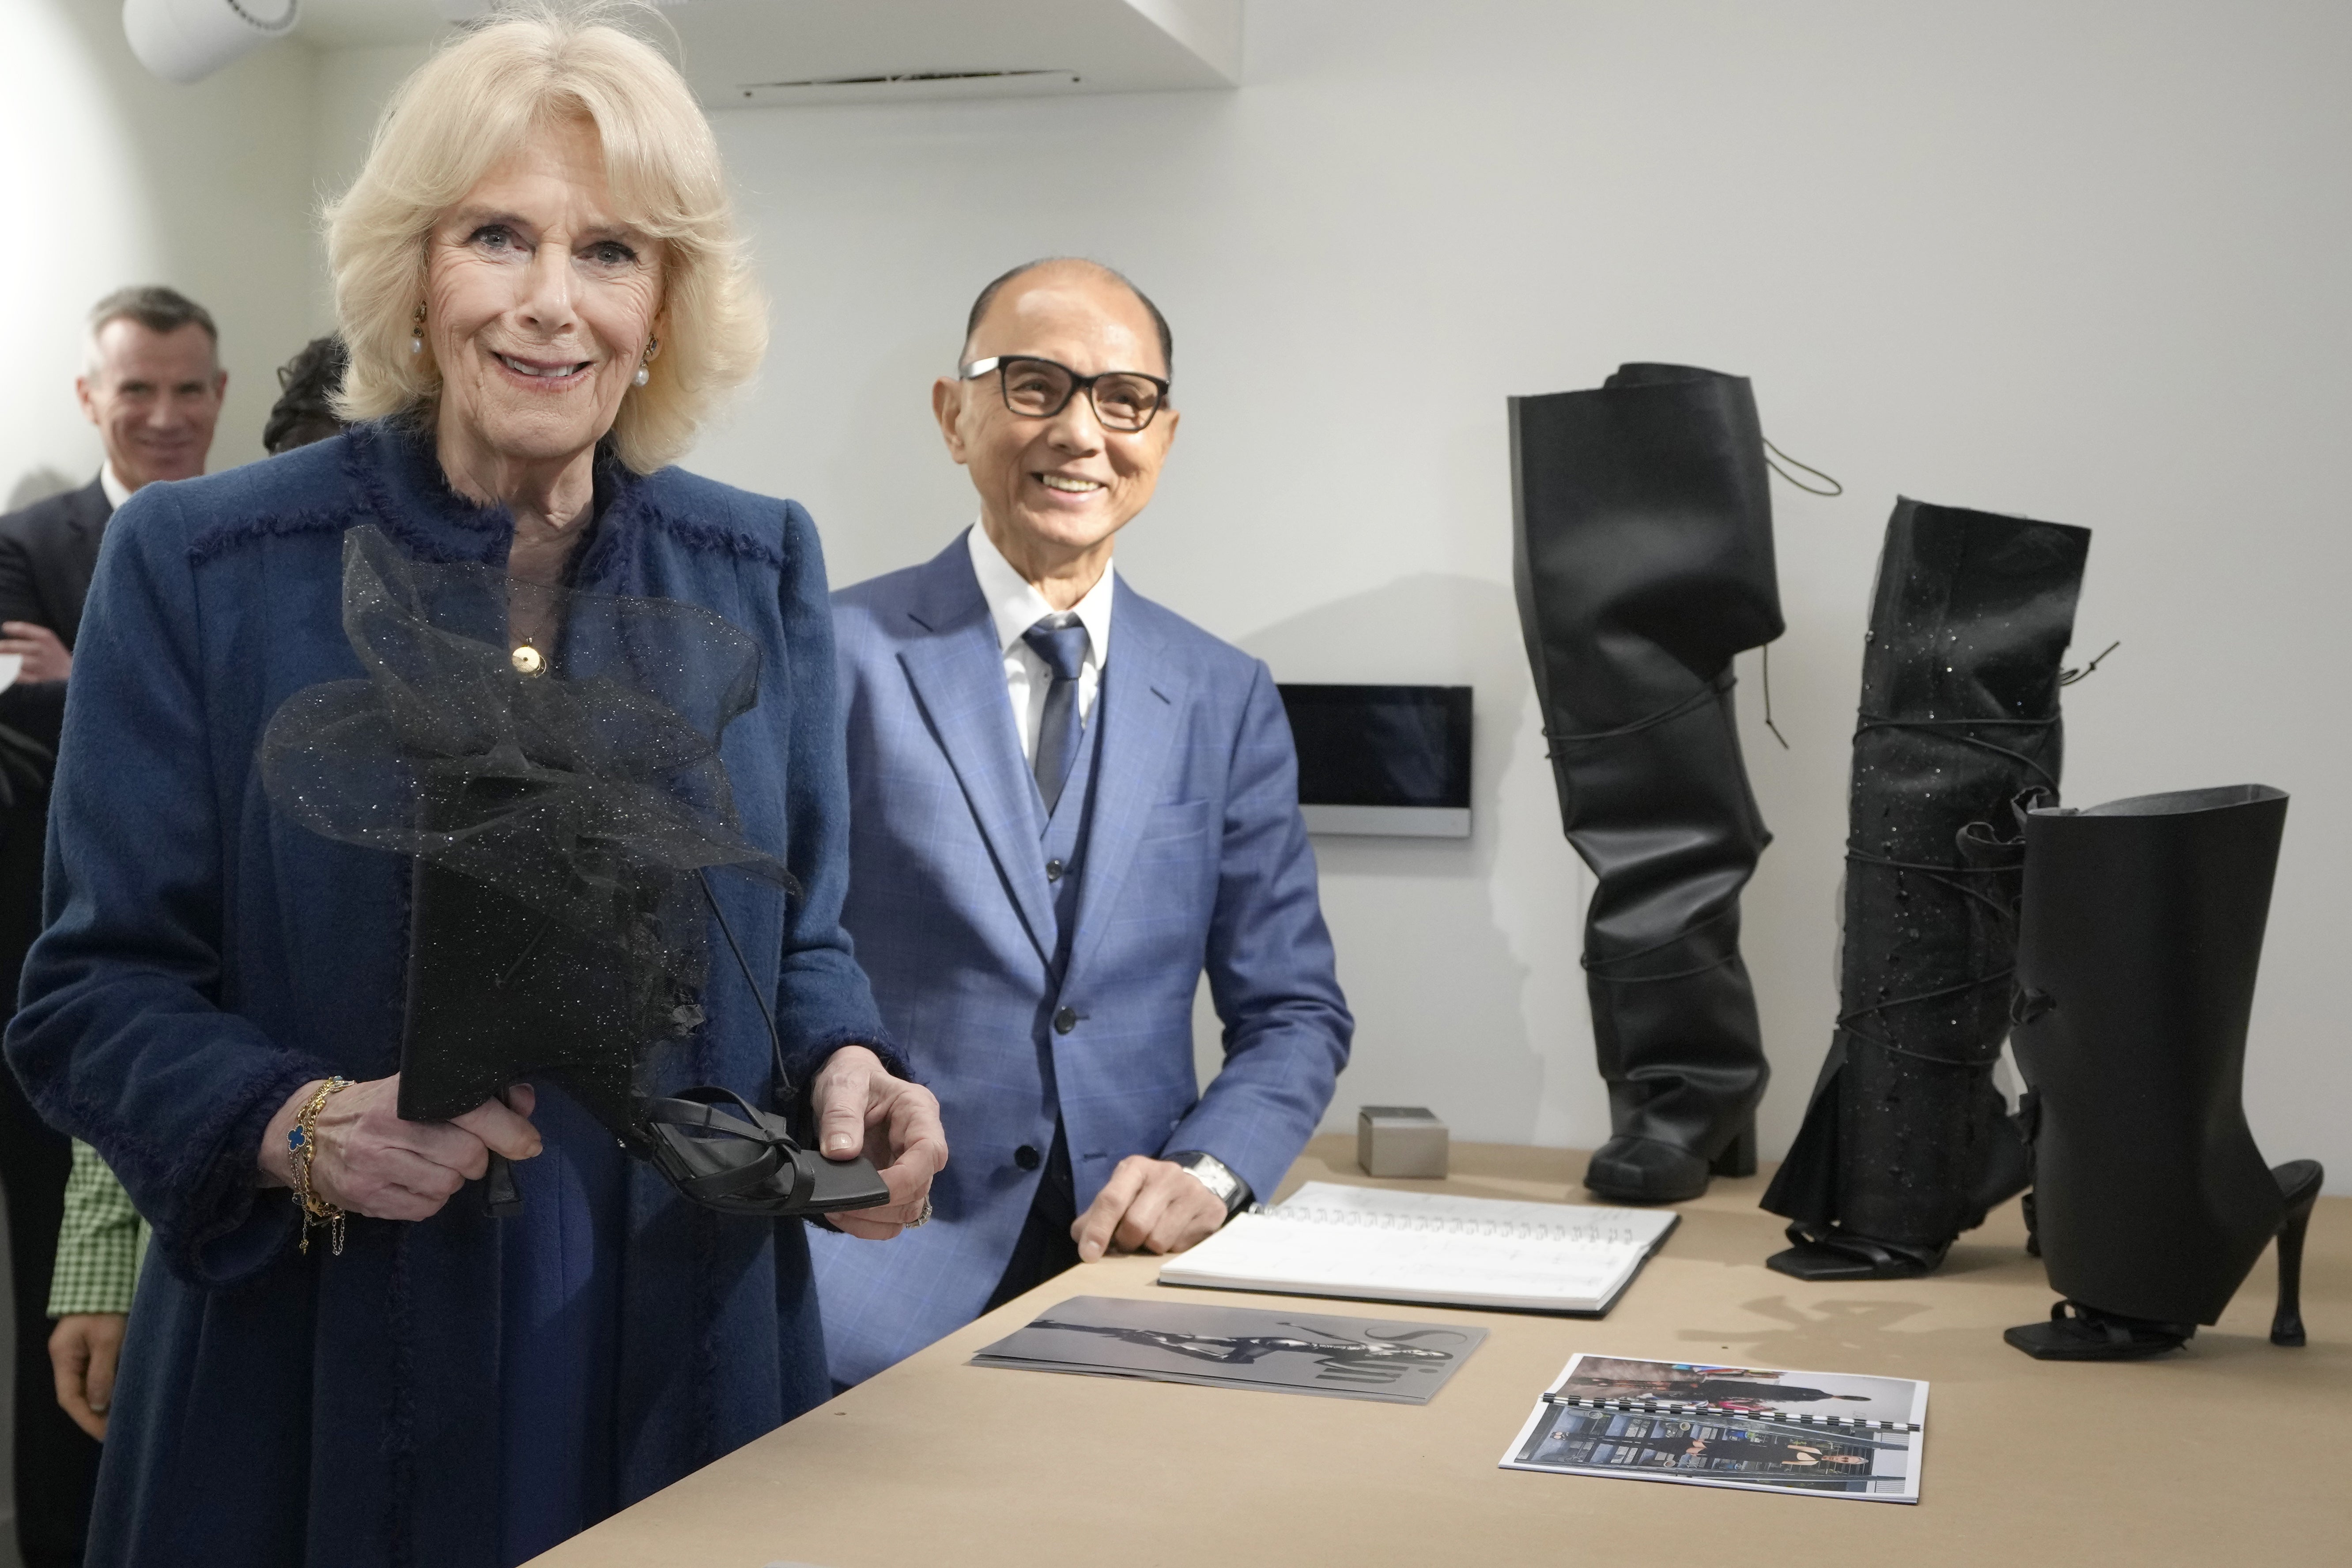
[294,0,1241,106]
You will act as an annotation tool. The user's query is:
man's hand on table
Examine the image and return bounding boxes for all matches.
[1072,1154,1228,1262]
[813,1045,949,1240]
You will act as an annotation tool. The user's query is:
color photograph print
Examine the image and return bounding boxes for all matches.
[1547,1354,1926,1426]
[1504,1404,1920,1502]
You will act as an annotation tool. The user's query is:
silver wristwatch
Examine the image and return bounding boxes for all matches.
[1169,1151,1250,1216]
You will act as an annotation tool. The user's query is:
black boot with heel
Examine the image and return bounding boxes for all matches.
[1763,500,2089,1276]
[2004,785,2322,1361]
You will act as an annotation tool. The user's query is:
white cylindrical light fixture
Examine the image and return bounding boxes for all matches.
[123,0,300,85]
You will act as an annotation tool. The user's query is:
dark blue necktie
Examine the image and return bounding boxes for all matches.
[1022,618,1091,813]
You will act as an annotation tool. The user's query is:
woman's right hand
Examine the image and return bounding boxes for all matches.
[258,1075,541,1221]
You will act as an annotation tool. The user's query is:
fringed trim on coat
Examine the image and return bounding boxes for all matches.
[185,508,360,570]
[639,505,788,569]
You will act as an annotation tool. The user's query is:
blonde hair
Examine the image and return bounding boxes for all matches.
[325,4,765,473]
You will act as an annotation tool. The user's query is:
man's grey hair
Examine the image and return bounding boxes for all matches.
[86,285,219,376]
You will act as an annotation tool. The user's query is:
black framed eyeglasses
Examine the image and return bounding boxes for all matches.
[960,355,1171,432]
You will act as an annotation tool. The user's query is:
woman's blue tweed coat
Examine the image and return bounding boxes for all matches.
[4,421,895,1566]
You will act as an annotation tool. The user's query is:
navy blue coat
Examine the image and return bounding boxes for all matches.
[4,423,892,1566]
[809,535,1352,1384]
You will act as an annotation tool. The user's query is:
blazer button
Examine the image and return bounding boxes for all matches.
[1053,1006,1078,1035]
[1015,1144,1042,1170]
[1046,858,1065,882]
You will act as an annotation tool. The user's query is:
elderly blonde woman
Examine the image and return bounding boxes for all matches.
[3,13,944,1565]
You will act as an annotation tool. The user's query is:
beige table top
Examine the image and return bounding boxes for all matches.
[534,1137,2349,1567]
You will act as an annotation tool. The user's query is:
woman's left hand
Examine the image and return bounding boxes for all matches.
[258,1075,541,1222]
[809,1046,947,1240]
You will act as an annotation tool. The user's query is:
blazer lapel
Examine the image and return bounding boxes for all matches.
[894,545,1057,966]
[1066,583,1188,985]
[58,480,112,646]
[72,478,112,530]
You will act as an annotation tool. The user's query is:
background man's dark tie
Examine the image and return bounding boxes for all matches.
[1022,618,1091,812]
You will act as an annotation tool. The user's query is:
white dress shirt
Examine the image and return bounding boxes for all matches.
[99,463,133,511]
[966,522,1114,765]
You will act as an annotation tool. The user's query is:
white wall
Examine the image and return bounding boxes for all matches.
[157,0,2352,1187]
[309,42,432,268]
[678,0,2352,1184]
[0,0,322,494]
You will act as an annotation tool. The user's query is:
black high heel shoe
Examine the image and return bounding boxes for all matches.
[2002,786,2321,1362]
[643,1086,891,1217]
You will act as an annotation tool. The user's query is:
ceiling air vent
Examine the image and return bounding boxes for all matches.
[731,68,1084,108]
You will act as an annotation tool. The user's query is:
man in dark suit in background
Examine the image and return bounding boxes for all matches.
[0,285,223,1568]
[0,287,225,748]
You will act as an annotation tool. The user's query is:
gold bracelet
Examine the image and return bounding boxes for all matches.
[289,1077,354,1256]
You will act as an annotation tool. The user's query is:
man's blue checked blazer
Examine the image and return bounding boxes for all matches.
[810,532,1352,1385]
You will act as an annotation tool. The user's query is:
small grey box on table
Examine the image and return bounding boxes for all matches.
[1358,1106,1448,1178]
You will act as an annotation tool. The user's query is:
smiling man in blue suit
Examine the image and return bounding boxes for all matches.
[810,259,1352,1385]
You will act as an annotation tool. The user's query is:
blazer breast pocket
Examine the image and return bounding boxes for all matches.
[1138,797,1213,844]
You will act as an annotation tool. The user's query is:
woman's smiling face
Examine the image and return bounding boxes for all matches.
[424,113,664,477]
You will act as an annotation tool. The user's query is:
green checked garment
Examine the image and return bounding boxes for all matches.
[47,1139,148,1317]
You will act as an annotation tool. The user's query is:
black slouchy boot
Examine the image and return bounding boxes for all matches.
[1763,499,2089,1279]
[2005,785,2322,1360]
[1510,363,1781,1203]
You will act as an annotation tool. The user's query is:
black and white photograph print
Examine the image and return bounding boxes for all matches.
[971,1295,1487,1405]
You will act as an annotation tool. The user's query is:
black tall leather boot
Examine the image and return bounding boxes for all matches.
[1510,363,1779,1204]
[2004,785,2323,1359]
[1763,499,2089,1279]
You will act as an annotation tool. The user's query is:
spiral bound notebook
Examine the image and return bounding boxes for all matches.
[1157,1181,1679,1314]
[1500,1355,1930,1503]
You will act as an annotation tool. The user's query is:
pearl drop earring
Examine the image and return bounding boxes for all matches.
[409,304,426,356]
[634,337,657,388]
[633,365,650,388]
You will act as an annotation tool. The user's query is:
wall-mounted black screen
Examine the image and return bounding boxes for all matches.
[1277,685,1472,809]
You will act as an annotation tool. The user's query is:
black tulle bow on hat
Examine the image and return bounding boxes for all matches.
[259,526,885,1217]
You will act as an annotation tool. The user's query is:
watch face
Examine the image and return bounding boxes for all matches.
[1178,1155,1242,1209]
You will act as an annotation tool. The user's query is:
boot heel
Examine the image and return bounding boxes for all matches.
[2270,1160,2323,1348]
[1710,1116,1758,1178]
